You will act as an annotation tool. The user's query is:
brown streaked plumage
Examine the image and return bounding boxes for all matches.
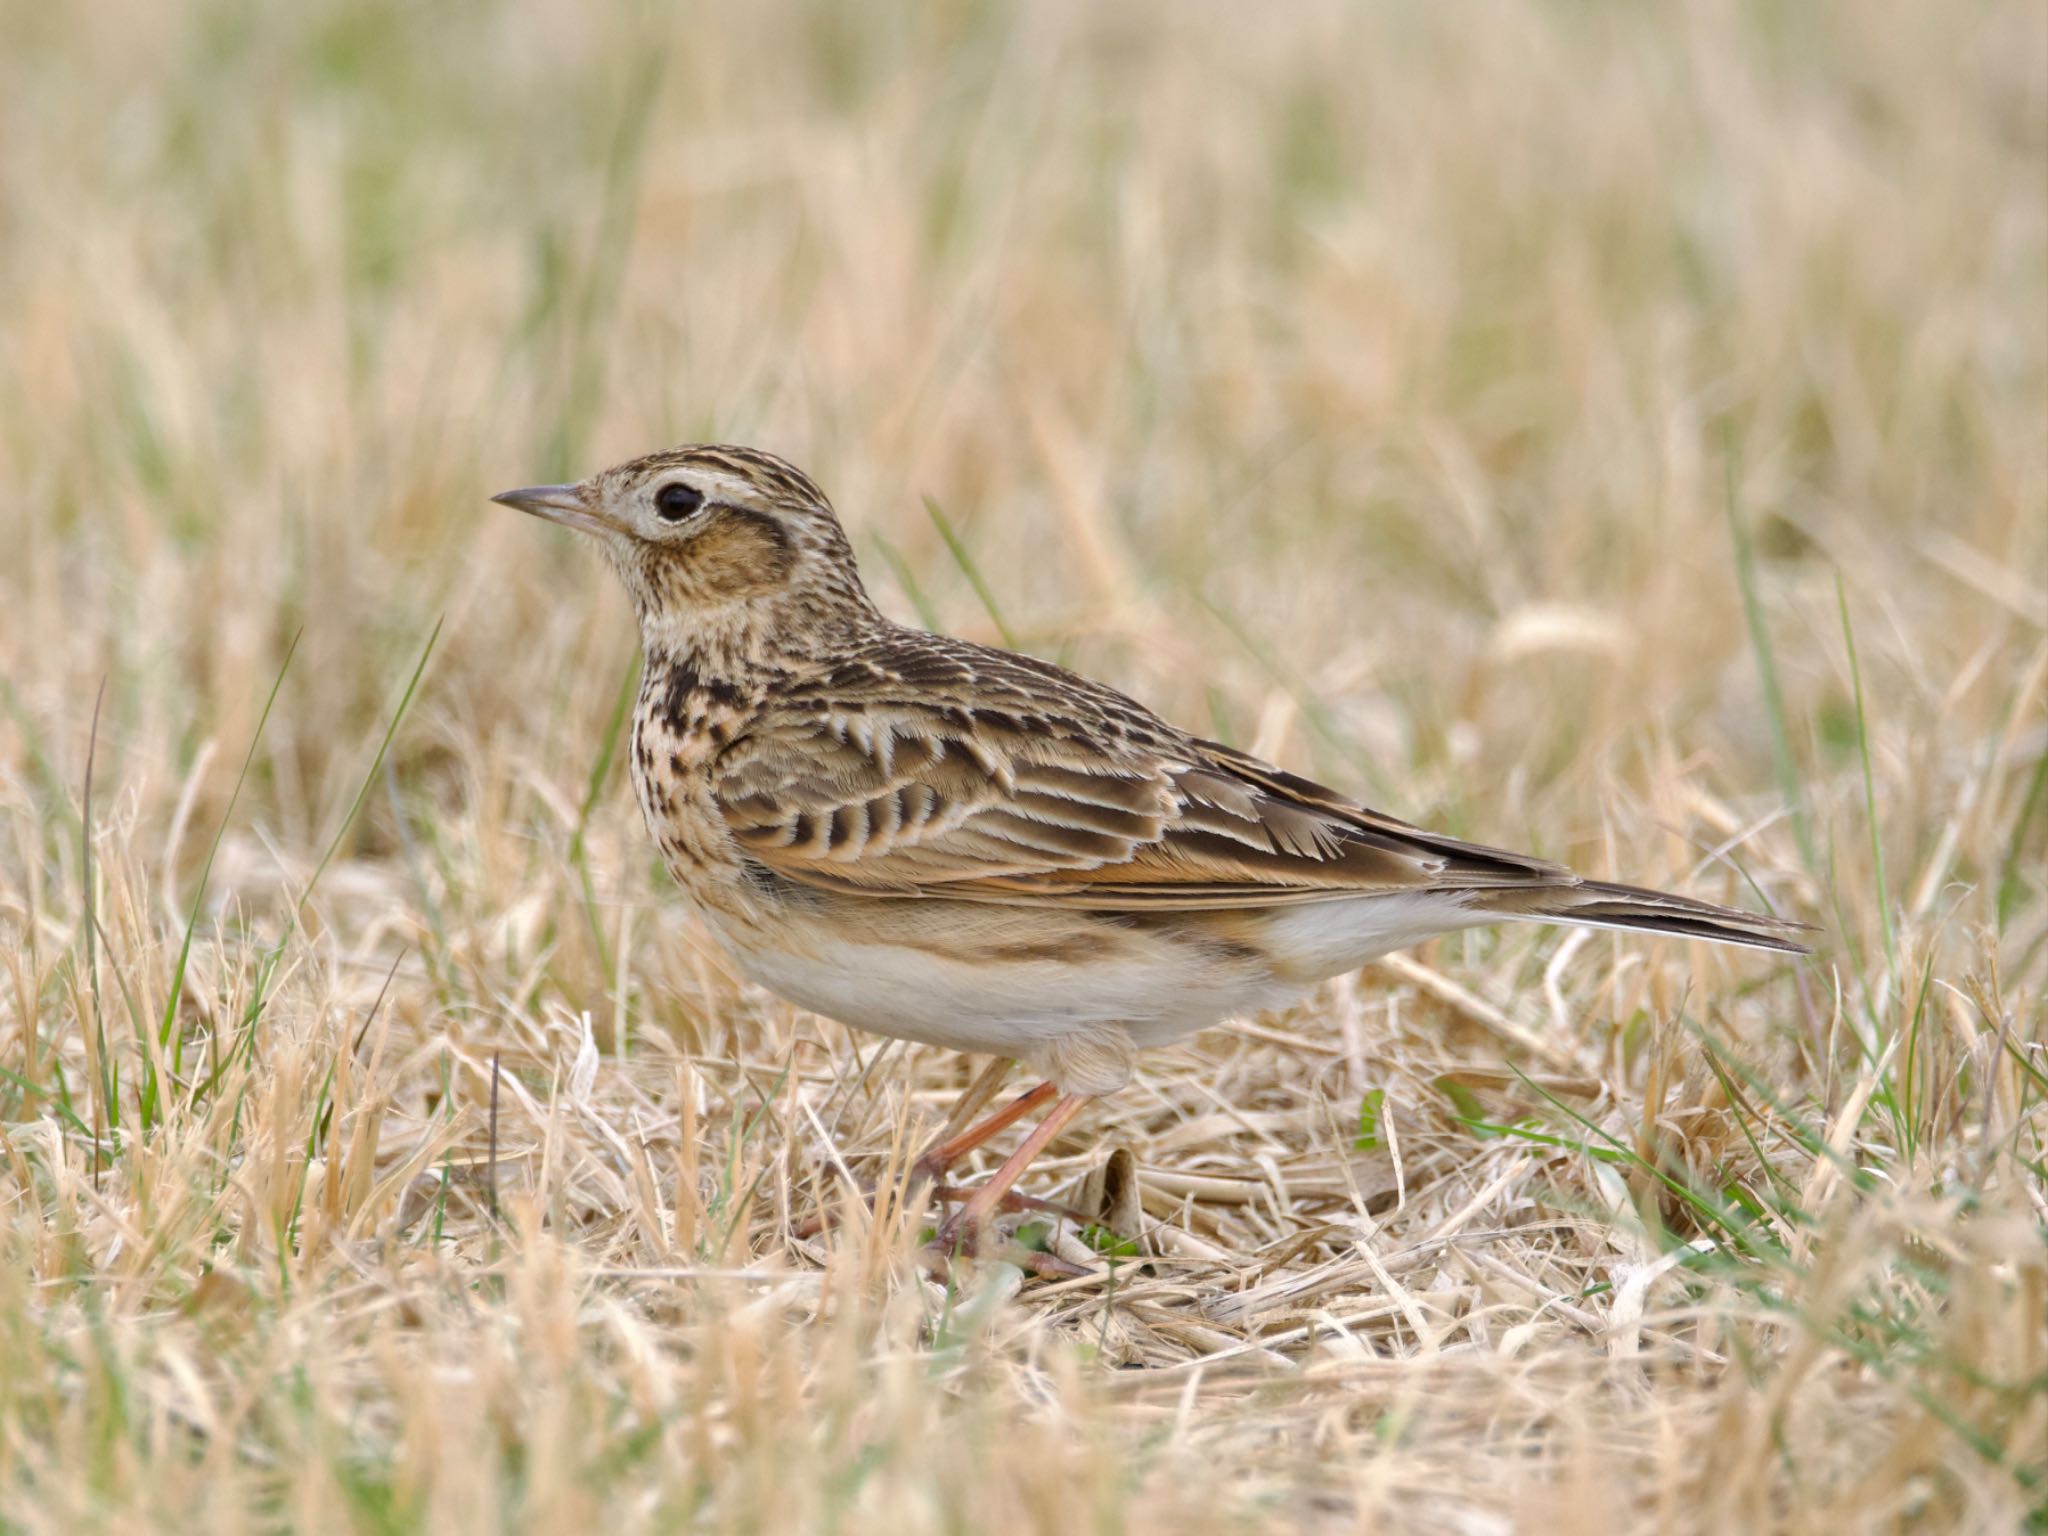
[494,444,1810,1268]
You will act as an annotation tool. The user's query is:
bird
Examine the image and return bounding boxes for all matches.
[494,443,1808,1268]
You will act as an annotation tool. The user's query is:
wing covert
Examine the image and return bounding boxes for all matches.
[709,664,1570,910]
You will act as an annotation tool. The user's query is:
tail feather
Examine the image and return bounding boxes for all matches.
[1482,878,1812,955]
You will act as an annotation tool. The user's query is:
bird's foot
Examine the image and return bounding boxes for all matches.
[917,1223,1094,1282]
[795,1174,1084,1240]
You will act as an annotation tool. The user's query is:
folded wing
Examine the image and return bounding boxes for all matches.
[711,644,1572,912]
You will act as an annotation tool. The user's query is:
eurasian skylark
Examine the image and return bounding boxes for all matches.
[495,444,1807,1263]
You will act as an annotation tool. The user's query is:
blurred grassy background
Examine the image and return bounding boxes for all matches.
[0,2,2043,1532]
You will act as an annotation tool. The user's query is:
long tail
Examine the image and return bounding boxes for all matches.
[1480,879,1812,955]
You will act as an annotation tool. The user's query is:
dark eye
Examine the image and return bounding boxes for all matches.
[655,481,705,522]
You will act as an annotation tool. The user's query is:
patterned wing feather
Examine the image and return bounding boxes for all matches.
[710,633,1575,910]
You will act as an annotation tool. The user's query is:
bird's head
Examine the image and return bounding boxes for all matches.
[493,444,876,652]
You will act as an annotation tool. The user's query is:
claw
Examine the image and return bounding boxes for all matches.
[916,1232,1096,1282]
[797,1178,1082,1241]
[1012,1245,1095,1281]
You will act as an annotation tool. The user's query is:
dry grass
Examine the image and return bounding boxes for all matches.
[2,1,2044,1531]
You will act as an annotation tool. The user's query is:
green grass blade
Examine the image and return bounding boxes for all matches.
[1837,574,1897,980]
[82,679,111,1146]
[192,619,440,1107]
[148,632,301,1127]
[923,496,1018,648]
[871,533,942,630]
[294,617,444,917]
[1724,448,1815,872]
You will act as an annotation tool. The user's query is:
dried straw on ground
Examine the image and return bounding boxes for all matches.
[1,2,2043,1531]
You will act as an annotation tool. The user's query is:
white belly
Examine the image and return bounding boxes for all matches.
[704,890,1488,1092]
[715,905,1280,1054]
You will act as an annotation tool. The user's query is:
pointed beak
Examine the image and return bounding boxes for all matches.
[490,482,615,537]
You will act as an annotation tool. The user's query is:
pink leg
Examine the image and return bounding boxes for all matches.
[795,1072,1054,1241]
[913,1079,1056,1182]
[926,1058,1016,1146]
[931,1093,1090,1255]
